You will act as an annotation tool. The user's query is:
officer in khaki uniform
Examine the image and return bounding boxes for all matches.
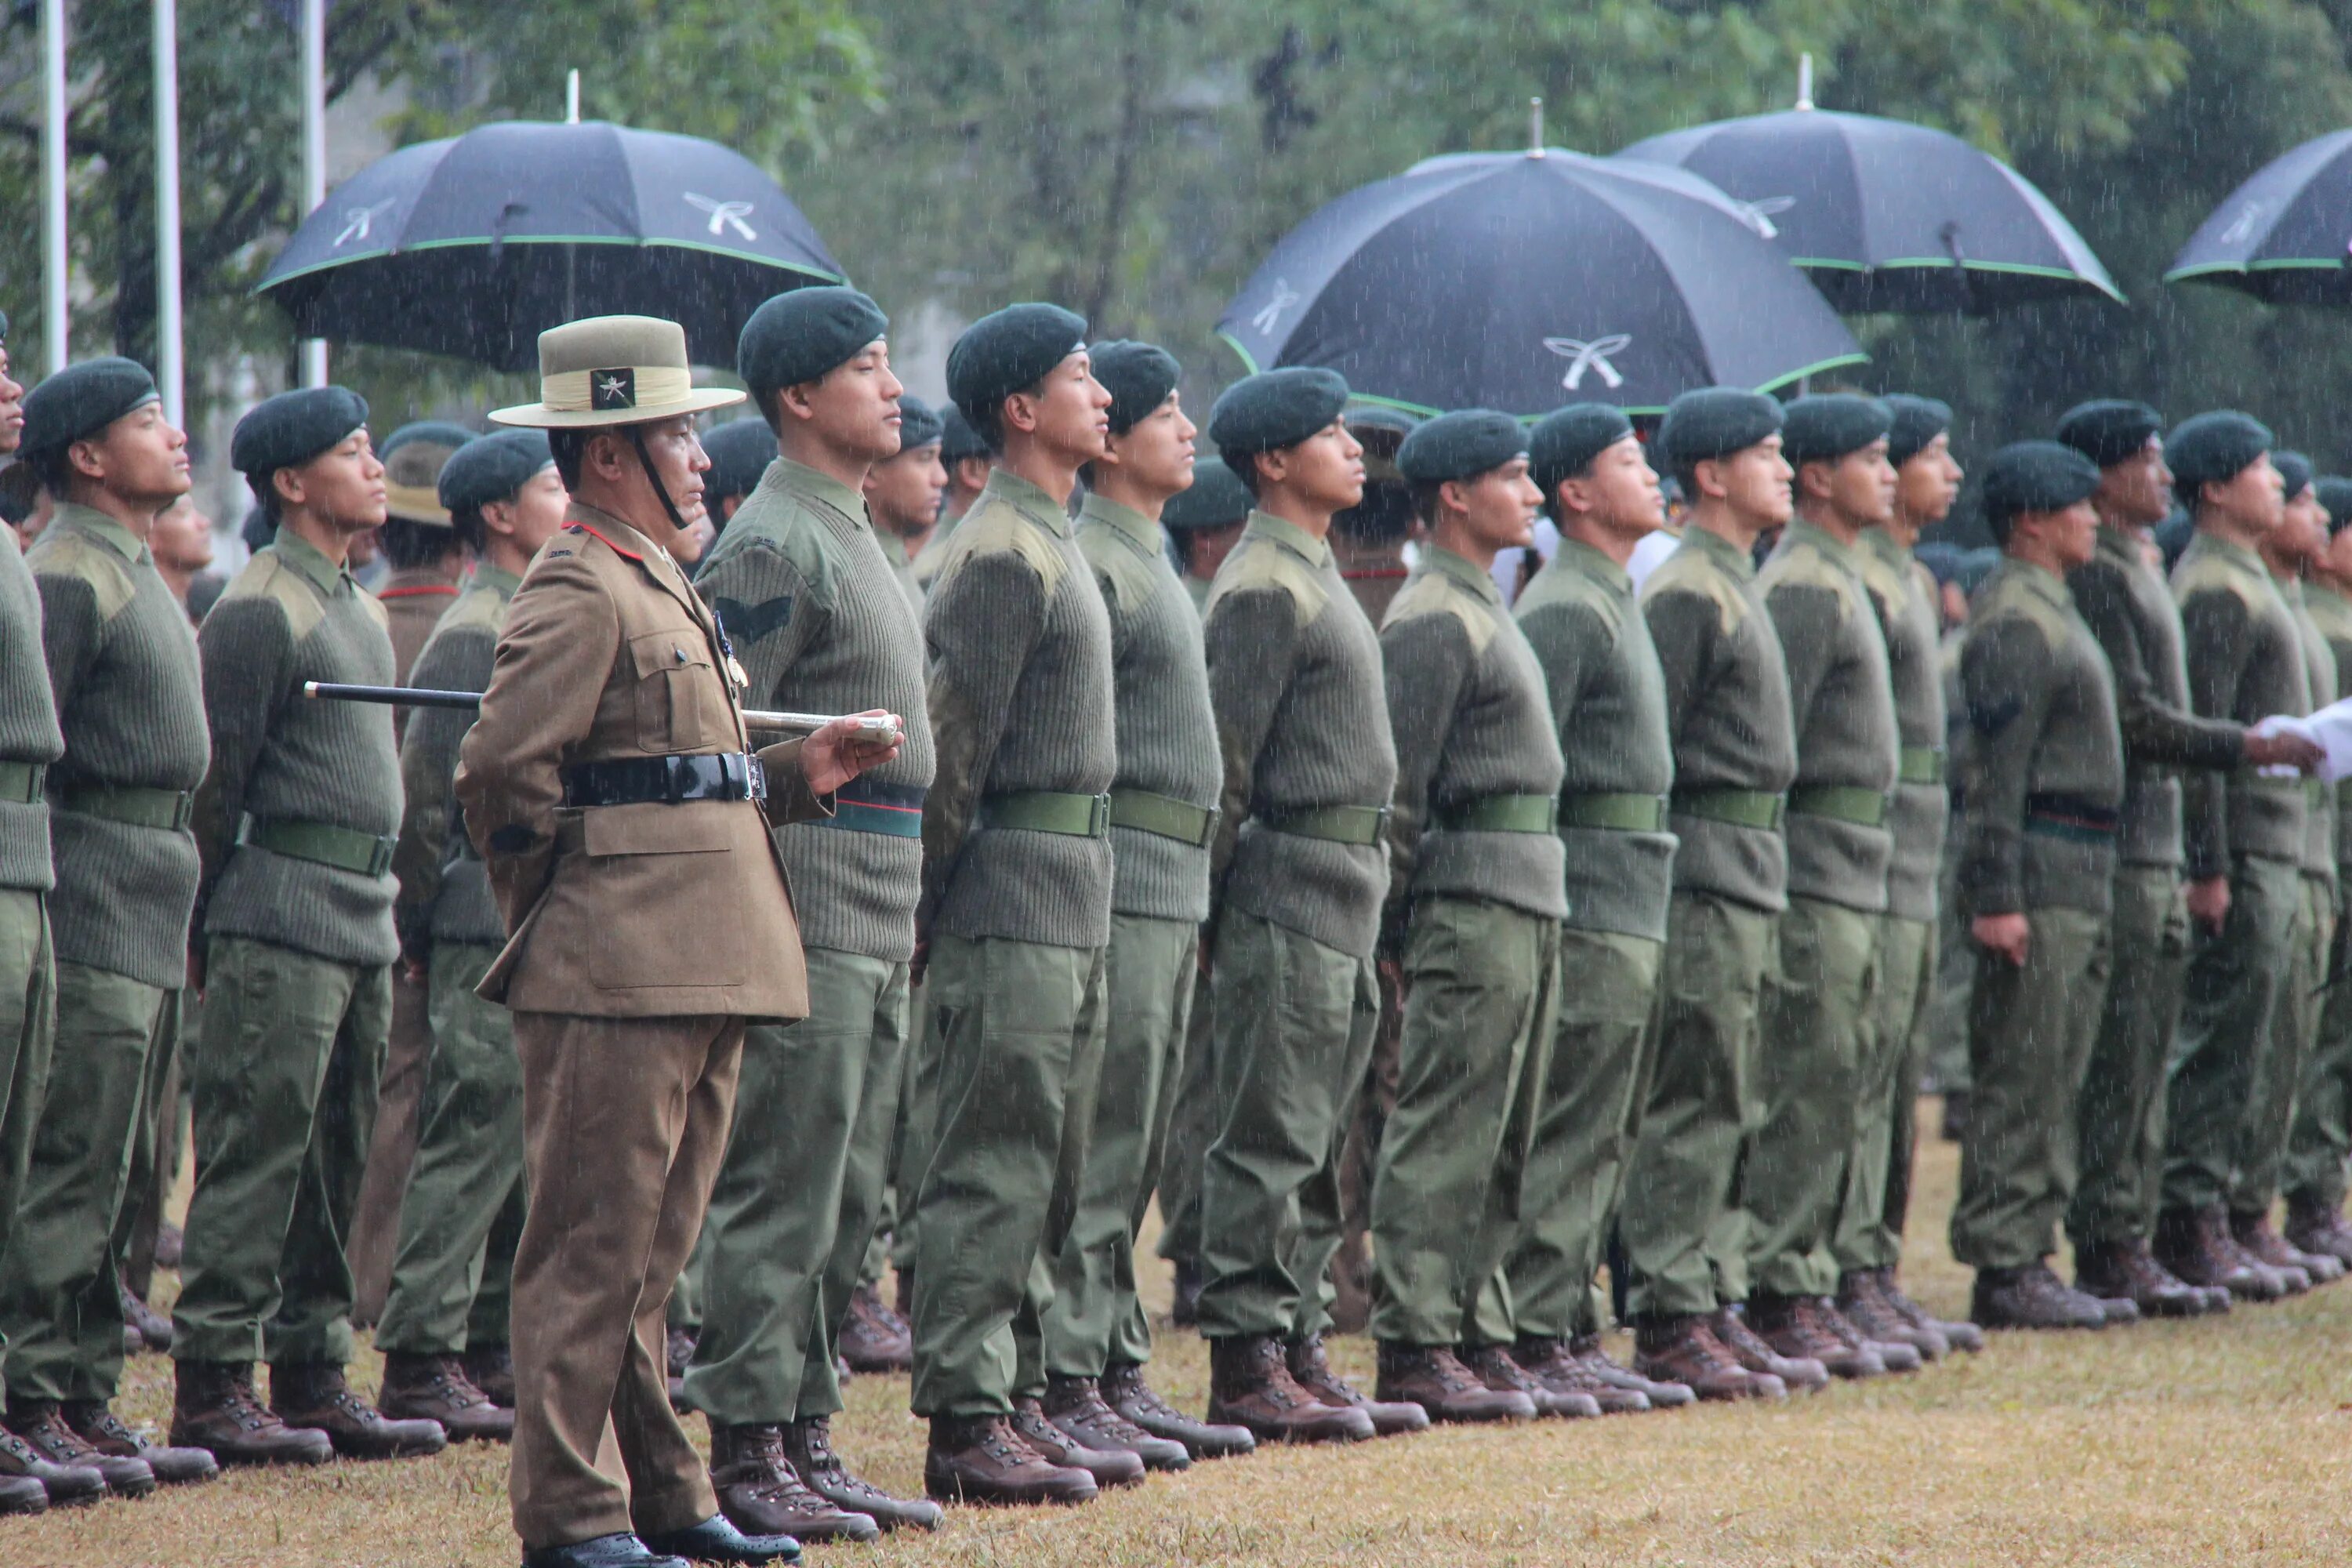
[1951,442,2128,1330]
[458,314,898,1568]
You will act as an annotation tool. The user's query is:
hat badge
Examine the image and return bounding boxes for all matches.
[1544,333,1632,392]
[591,368,637,410]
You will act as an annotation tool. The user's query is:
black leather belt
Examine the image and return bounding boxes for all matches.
[561,753,767,808]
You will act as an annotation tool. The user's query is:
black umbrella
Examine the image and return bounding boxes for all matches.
[1617,108,2122,314]
[2168,129,2352,304]
[1216,147,1865,417]
[259,119,844,371]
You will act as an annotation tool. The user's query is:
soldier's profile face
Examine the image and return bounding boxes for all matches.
[2053,499,2100,568]
[287,427,387,532]
[2097,437,2172,528]
[800,338,903,465]
[1107,391,1197,497]
[1454,456,1540,552]
[2209,452,2285,536]
[1578,434,1664,535]
[1717,434,1793,528]
[0,343,20,456]
[80,401,192,509]
[1896,434,1962,524]
[1279,419,1365,513]
[1022,350,1113,463]
[1824,438,1896,528]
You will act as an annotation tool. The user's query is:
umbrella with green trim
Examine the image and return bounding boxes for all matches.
[1215,145,1866,419]
[1617,108,2122,314]
[258,119,844,372]
[2167,129,2352,305]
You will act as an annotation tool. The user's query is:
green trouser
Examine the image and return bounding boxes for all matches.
[1618,891,1776,1319]
[1924,832,1972,1094]
[906,934,1105,1417]
[1881,923,1940,1253]
[1152,990,1218,1269]
[2230,874,2333,1217]
[1046,914,1196,1375]
[1195,909,1380,1342]
[1367,899,1558,1348]
[0,891,54,1389]
[1748,898,1878,1299]
[0,965,171,1402]
[172,935,390,1368]
[121,996,187,1304]
[688,947,908,1424]
[376,944,526,1356]
[887,981,935,1281]
[2288,893,2352,1210]
[1835,915,1931,1274]
[1951,906,2111,1269]
[2163,854,2303,1218]
[1485,927,1660,1341]
[669,1235,706,1338]
[2067,866,2190,1250]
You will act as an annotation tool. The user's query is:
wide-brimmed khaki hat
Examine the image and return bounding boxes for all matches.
[490,314,745,430]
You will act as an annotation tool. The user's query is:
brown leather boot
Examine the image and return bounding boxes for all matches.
[2156,1206,2276,1301]
[1102,1361,1255,1458]
[1460,1343,1599,1418]
[1712,1305,1829,1391]
[1632,1316,1782,1403]
[1512,1337,1650,1414]
[1205,1335,1373,1444]
[1290,1332,1430,1435]
[2074,1239,2212,1319]
[379,1352,514,1443]
[1748,1296,1885,1379]
[781,1414,939,1533]
[169,1361,332,1467]
[1373,1344,1535,1423]
[1041,1374,1189,1471]
[709,1421,881,1542]
[837,1283,913,1373]
[6,1399,155,1498]
[2234,1211,2333,1287]
[0,1423,101,1506]
[1010,1397,1144,1488]
[0,1472,43,1515]
[923,1413,1095,1506]
[1818,1294,1922,1372]
[1566,1332,1693,1408]
[62,1400,217,1486]
[1839,1272,1944,1359]
[118,1273,173,1355]
[1874,1269,1987,1352]
[2285,1195,2352,1266]
[1970,1261,2108,1330]
[269,1363,446,1459]
[463,1343,516,1408]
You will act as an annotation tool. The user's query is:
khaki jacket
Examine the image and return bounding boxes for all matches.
[456,503,828,1018]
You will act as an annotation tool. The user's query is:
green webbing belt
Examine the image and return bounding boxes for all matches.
[1788,784,1891,827]
[977,789,1112,838]
[60,782,194,830]
[240,815,397,877]
[1898,745,1947,786]
[1670,788,1786,832]
[0,761,45,805]
[1436,793,1559,833]
[1108,788,1218,847]
[1557,792,1670,833]
[1263,804,1390,847]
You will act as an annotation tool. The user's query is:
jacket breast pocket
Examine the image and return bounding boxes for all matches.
[628,629,718,754]
[579,804,746,988]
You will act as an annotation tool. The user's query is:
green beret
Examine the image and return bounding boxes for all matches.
[1955,546,2002,596]
[380,420,477,525]
[938,405,988,465]
[1780,394,1892,467]
[946,303,1087,423]
[894,394,944,454]
[737,286,889,398]
[20,358,161,457]
[2056,400,2163,469]
[232,387,369,481]
[437,428,550,517]
[1207,367,1350,458]
[2316,477,2352,536]
[1530,403,1635,496]
[2275,450,2314,503]
[700,417,775,506]
[2167,410,2273,503]
[1883,394,1952,466]
[1657,387,1783,472]
[1091,340,1181,435]
[1981,440,2101,526]
[1163,461,1254,532]
[1396,408,1526,484]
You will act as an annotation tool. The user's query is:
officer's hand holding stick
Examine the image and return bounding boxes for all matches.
[1971,912,2031,967]
[795,710,906,796]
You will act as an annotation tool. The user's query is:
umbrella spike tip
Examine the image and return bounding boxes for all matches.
[1529,96,1544,158]
[1796,53,1814,111]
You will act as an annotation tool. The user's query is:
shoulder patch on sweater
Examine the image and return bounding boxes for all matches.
[220,551,325,640]
[1382,570,1497,653]
[1203,536,1328,627]
[2172,551,2263,616]
[1641,549,1745,635]
[26,529,136,620]
[439,584,510,637]
[1760,539,1862,624]
[1519,564,1627,641]
[1855,547,1913,617]
[933,496,1065,595]
[1077,526,1160,615]
[1976,579,2071,653]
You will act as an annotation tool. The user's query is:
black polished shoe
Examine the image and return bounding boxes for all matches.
[520,1531,689,1568]
[639,1514,800,1565]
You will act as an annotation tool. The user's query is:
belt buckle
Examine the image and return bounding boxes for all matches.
[1090,793,1112,837]
[1200,803,1223,846]
[171,792,194,831]
[366,837,395,878]
[1768,794,1788,832]
[744,753,768,803]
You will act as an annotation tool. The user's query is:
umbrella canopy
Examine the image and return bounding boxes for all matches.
[1617,109,2122,313]
[2167,129,2352,304]
[259,119,844,372]
[1216,147,1865,418]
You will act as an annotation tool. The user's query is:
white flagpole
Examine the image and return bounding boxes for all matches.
[154,0,184,425]
[299,0,328,387]
[42,0,68,375]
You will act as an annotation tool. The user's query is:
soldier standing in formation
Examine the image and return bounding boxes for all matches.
[861,393,947,601]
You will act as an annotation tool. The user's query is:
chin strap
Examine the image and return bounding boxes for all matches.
[626,424,692,537]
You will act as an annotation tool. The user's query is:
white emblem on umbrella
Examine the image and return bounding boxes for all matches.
[1738,195,1796,240]
[332,200,397,248]
[1544,335,1632,391]
[1250,279,1301,336]
[2219,199,2270,246]
[684,194,759,241]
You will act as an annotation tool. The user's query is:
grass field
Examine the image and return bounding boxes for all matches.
[11,1097,2352,1567]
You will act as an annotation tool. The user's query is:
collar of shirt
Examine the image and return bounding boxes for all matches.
[1242,508,1333,571]
[979,468,1074,538]
[1552,535,1632,595]
[2189,530,2266,583]
[469,562,523,598]
[271,527,354,598]
[1079,492,1163,558]
[2094,521,2150,575]
[1418,540,1502,604]
[2000,554,2074,610]
[1681,521,1756,582]
[50,502,151,567]
[768,456,871,529]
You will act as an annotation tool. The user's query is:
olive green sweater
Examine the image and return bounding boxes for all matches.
[1516,538,1676,942]
[29,506,209,986]
[390,564,518,951]
[1859,528,1949,924]
[2284,576,2338,891]
[2174,532,2310,877]
[193,530,402,966]
[697,457,938,961]
[0,527,64,894]
[1076,494,1218,924]
[922,468,1116,949]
